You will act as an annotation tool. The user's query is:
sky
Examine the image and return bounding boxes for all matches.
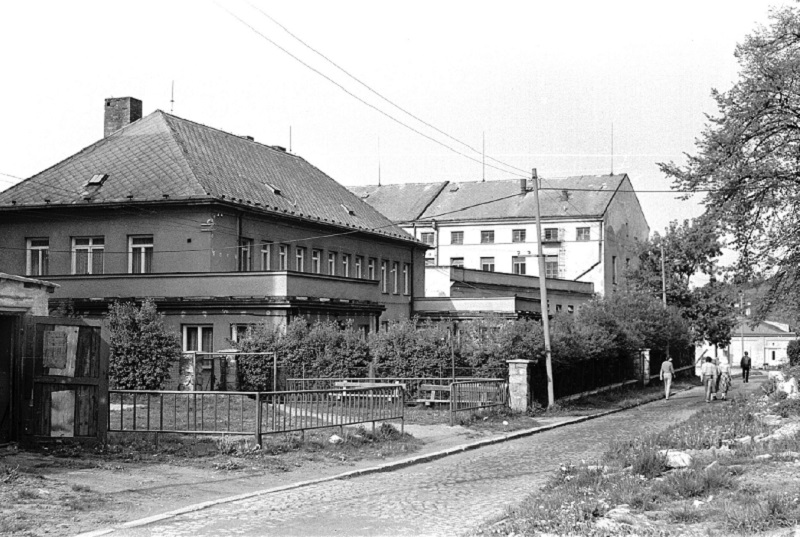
[0,0,792,239]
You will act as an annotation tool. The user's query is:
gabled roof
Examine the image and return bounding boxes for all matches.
[0,111,416,243]
[348,175,629,223]
[737,319,796,336]
[348,182,447,223]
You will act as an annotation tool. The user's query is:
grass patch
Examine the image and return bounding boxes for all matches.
[473,366,800,536]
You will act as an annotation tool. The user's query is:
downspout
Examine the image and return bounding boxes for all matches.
[433,220,439,266]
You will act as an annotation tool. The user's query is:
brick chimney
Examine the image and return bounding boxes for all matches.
[104,97,142,137]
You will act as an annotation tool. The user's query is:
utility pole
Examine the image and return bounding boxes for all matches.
[661,241,669,360]
[531,169,555,406]
[740,291,745,359]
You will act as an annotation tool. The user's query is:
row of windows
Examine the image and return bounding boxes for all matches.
[27,236,152,276]
[238,239,411,295]
[443,255,560,278]
[26,236,410,295]
[420,227,590,246]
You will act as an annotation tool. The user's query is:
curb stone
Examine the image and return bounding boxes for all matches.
[76,384,698,536]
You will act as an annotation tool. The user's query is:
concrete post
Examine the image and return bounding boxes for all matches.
[507,359,534,411]
[640,348,651,386]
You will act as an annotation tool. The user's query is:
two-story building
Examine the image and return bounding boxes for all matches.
[349,174,649,297]
[0,97,427,353]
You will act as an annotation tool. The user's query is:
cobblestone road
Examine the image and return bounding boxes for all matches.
[111,382,761,537]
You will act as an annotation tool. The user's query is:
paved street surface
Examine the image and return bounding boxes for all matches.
[107,381,762,537]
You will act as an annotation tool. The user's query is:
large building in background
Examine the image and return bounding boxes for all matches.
[349,175,649,298]
[0,98,427,352]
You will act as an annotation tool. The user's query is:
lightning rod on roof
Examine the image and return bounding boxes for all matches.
[610,122,614,175]
[170,81,175,113]
[377,136,381,187]
[289,126,292,153]
[482,132,485,182]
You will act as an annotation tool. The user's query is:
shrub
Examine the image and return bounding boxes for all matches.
[774,397,800,418]
[787,340,800,366]
[369,318,453,377]
[106,300,181,389]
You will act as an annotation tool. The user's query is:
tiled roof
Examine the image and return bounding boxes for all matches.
[737,319,796,336]
[350,175,629,223]
[0,111,416,243]
[347,182,447,222]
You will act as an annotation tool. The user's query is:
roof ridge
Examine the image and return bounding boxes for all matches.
[157,110,301,159]
[159,112,213,198]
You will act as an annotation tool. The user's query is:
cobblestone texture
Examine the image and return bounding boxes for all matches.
[110,382,762,537]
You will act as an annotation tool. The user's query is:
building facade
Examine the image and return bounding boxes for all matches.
[0,98,427,352]
[350,175,649,298]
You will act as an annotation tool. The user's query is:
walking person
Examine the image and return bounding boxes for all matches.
[660,356,674,400]
[700,357,718,403]
[740,351,751,383]
[717,360,732,400]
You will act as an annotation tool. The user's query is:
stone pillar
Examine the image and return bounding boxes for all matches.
[507,359,534,411]
[640,348,651,386]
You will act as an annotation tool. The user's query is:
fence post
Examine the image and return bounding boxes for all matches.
[507,359,534,411]
[640,348,651,386]
[449,383,455,426]
[255,392,262,446]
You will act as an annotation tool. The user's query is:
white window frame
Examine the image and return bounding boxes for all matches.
[72,237,105,275]
[451,231,463,245]
[480,230,494,244]
[576,227,591,241]
[368,258,376,280]
[278,244,288,270]
[380,261,388,293]
[480,257,495,272]
[261,241,271,270]
[512,229,526,243]
[342,254,350,277]
[391,262,399,294]
[450,257,464,267]
[311,249,322,274]
[420,232,434,245]
[545,255,559,278]
[512,256,526,275]
[402,263,410,295]
[238,237,253,272]
[328,252,337,275]
[129,235,154,274]
[355,256,363,278]
[183,325,214,352]
[296,247,306,272]
[26,238,49,276]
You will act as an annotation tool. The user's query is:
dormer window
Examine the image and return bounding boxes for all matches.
[341,204,355,216]
[87,174,108,187]
[265,183,281,195]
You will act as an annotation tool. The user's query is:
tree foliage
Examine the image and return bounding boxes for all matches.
[659,5,800,320]
[625,218,736,348]
[106,299,181,390]
[788,339,800,367]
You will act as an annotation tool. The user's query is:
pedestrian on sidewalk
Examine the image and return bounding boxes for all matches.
[717,360,732,400]
[700,357,718,403]
[740,352,751,383]
[660,356,674,400]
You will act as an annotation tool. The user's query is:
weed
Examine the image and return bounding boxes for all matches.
[668,502,702,524]
[0,515,32,535]
[655,465,735,499]
[16,488,38,500]
[774,397,800,418]
[0,463,20,484]
[71,483,92,493]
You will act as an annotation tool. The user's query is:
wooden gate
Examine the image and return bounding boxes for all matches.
[17,317,108,443]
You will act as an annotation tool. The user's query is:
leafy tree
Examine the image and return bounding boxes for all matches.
[685,282,738,349]
[788,339,800,367]
[659,6,800,321]
[106,299,181,389]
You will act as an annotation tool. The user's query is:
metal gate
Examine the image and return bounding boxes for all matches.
[17,317,108,443]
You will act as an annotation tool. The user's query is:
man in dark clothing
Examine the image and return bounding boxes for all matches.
[740,351,751,383]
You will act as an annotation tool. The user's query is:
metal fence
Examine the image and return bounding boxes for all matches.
[108,385,404,444]
[449,380,509,425]
[287,377,492,400]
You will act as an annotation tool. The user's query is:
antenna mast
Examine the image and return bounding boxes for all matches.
[377,136,381,186]
[289,126,292,153]
[170,81,175,113]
